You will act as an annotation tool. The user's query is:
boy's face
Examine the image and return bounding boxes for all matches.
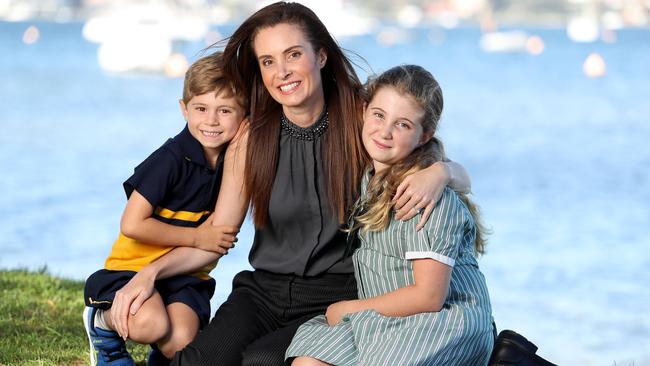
[180,91,245,158]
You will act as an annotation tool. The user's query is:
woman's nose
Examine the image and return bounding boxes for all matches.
[277,61,291,80]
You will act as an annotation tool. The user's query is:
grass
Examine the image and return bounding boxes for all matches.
[0,268,148,366]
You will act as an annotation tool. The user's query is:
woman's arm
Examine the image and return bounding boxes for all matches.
[111,124,251,339]
[393,160,471,230]
[325,259,452,325]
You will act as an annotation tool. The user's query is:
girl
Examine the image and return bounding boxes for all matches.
[286,65,494,366]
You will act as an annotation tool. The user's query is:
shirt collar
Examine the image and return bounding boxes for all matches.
[172,125,209,167]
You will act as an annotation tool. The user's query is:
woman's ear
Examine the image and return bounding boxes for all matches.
[318,48,327,68]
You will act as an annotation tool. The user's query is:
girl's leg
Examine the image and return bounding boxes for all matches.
[104,290,170,344]
[156,302,200,359]
[292,357,332,366]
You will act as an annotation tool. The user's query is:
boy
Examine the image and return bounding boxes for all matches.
[83,53,247,366]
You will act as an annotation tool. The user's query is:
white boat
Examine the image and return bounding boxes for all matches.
[479,31,529,53]
[82,3,211,74]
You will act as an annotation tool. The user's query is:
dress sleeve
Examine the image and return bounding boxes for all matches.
[404,187,467,267]
[122,146,178,208]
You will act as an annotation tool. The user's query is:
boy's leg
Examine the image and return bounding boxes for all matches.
[156,302,200,359]
[84,269,175,365]
[84,269,138,366]
[83,306,135,366]
[110,291,170,345]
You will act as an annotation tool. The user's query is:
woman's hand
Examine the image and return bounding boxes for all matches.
[393,161,450,230]
[110,267,156,339]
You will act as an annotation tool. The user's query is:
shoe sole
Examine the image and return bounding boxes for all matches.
[82,307,97,366]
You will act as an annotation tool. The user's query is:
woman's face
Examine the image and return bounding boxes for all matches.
[253,23,327,121]
[362,86,430,173]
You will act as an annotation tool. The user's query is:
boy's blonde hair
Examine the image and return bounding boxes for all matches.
[182,52,248,110]
[351,65,487,255]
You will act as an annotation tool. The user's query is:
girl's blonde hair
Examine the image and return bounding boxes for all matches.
[351,65,487,255]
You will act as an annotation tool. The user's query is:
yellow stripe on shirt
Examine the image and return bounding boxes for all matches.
[154,207,211,222]
[105,233,216,279]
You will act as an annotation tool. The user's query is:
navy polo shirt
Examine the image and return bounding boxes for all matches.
[105,125,224,278]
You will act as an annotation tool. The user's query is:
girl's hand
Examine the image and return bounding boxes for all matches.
[325,300,355,326]
[393,161,450,230]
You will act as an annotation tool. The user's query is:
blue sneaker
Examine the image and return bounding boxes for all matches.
[83,306,135,366]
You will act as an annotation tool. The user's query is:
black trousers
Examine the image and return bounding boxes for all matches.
[170,269,358,366]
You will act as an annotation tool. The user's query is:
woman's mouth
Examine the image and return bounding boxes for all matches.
[279,81,300,94]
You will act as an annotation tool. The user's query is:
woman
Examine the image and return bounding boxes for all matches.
[109,3,471,365]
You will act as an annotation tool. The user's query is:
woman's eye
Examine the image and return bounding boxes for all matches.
[373,112,384,119]
[261,59,272,67]
[397,122,410,129]
[289,51,301,59]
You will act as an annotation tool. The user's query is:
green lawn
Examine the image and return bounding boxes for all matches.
[0,268,148,365]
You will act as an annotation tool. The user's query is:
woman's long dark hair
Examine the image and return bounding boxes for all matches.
[221,2,369,227]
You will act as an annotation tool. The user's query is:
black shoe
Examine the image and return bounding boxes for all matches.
[488,330,558,366]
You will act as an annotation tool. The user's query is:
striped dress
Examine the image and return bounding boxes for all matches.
[286,173,494,365]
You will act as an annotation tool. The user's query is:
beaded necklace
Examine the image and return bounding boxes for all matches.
[280,109,329,141]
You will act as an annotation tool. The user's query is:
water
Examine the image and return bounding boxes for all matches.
[2,21,649,365]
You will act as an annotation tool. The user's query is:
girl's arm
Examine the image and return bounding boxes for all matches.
[393,160,471,230]
[110,123,251,339]
[120,191,238,254]
[325,259,452,326]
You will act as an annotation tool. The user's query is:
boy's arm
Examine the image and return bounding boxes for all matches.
[393,160,471,230]
[133,121,250,279]
[110,123,251,339]
[120,190,238,254]
[325,259,452,325]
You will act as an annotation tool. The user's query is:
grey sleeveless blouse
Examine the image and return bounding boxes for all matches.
[248,111,353,276]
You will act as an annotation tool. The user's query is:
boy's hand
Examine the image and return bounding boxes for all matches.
[194,215,239,254]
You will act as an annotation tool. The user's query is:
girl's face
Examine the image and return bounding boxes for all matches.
[253,22,327,122]
[362,86,431,173]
